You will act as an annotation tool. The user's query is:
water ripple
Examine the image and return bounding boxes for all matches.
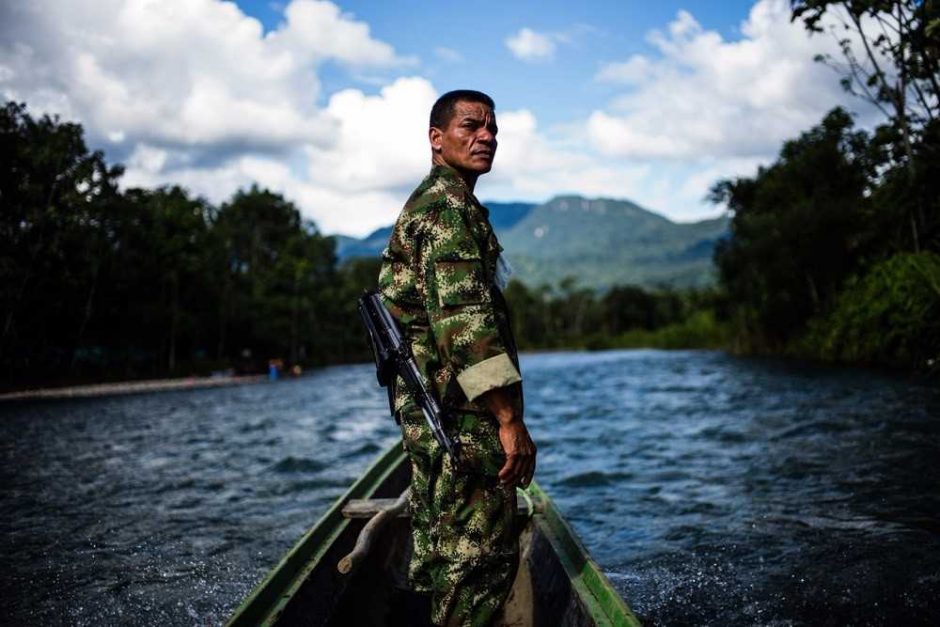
[1,352,938,625]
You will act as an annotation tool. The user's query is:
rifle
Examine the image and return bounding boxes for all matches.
[357,290,461,466]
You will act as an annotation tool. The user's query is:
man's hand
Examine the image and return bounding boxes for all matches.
[480,386,536,487]
[497,419,536,487]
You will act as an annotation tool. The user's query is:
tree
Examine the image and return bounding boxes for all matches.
[213,186,336,368]
[711,108,875,347]
[0,99,386,387]
[792,0,940,248]
[126,187,215,374]
[0,102,123,380]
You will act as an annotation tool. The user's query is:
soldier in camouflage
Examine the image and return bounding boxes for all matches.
[379,90,537,626]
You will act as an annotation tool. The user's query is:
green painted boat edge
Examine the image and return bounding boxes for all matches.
[225,443,642,627]
[527,481,643,627]
[226,443,407,627]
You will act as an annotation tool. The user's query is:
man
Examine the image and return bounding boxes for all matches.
[378,89,536,626]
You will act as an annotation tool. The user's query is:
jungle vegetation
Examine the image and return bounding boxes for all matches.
[709,0,940,368]
[1,0,938,388]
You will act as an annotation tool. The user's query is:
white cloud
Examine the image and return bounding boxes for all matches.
[588,0,874,161]
[0,0,415,159]
[505,28,556,62]
[479,109,652,209]
[118,75,438,236]
[267,0,411,68]
[434,47,464,63]
[578,0,891,222]
[117,75,439,236]
[0,0,667,234]
[477,108,739,224]
[0,0,885,235]
[0,0,423,235]
[596,55,653,85]
[309,77,436,192]
[298,76,440,233]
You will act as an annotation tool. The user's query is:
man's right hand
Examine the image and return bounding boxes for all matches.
[497,418,536,487]
[480,385,536,486]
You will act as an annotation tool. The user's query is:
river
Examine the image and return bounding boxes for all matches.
[1,350,938,625]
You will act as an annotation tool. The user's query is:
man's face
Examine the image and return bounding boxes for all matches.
[430,100,498,176]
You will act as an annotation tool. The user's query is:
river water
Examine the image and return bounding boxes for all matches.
[1,350,938,626]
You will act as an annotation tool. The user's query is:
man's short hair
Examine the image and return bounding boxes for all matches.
[429,90,495,130]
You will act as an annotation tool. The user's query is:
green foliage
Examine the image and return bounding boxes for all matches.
[1,101,125,379]
[795,252,940,368]
[502,278,726,351]
[94,186,218,375]
[792,1,939,130]
[595,310,730,351]
[321,256,384,363]
[871,118,940,252]
[712,108,876,348]
[0,102,375,389]
[212,186,339,368]
[792,0,940,251]
[707,3,940,368]
[712,107,940,362]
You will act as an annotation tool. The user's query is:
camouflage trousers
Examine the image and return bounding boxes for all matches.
[400,409,520,627]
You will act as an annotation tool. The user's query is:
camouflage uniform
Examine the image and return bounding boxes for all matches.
[379,164,523,626]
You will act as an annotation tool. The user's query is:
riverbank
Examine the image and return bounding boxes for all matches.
[513,310,730,353]
[0,374,265,402]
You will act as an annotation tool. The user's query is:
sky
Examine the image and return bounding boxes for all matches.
[0,0,879,236]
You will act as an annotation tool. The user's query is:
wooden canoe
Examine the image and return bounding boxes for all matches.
[227,444,641,626]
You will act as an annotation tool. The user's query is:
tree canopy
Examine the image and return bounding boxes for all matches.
[707,2,940,366]
[0,102,363,388]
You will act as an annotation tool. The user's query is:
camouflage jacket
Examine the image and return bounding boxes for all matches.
[379,165,523,420]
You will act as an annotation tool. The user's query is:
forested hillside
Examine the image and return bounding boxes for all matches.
[337,195,728,289]
[500,196,727,289]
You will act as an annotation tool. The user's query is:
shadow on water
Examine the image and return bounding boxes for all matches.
[1,350,938,625]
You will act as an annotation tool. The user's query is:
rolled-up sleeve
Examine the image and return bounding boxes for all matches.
[417,202,522,402]
[456,353,521,401]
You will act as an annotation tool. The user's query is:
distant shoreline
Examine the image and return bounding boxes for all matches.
[0,374,266,402]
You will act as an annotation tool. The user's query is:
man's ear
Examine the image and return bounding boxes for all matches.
[429,127,442,152]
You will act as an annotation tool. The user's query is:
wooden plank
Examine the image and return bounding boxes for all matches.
[338,488,411,574]
[226,445,408,627]
[342,498,406,518]
[342,497,532,518]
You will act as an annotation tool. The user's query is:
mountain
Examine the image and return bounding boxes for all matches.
[332,195,727,289]
[484,201,537,232]
[334,201,536,261]
[334,226,393,260]
[499,196,727,289]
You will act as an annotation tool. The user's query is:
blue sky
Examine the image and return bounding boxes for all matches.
[239,0,759,122]
[0,0,872,236]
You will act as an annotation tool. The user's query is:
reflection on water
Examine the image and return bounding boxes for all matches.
[1,350,938,625]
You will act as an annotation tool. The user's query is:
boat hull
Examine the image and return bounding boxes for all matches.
[227,444,640,626]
